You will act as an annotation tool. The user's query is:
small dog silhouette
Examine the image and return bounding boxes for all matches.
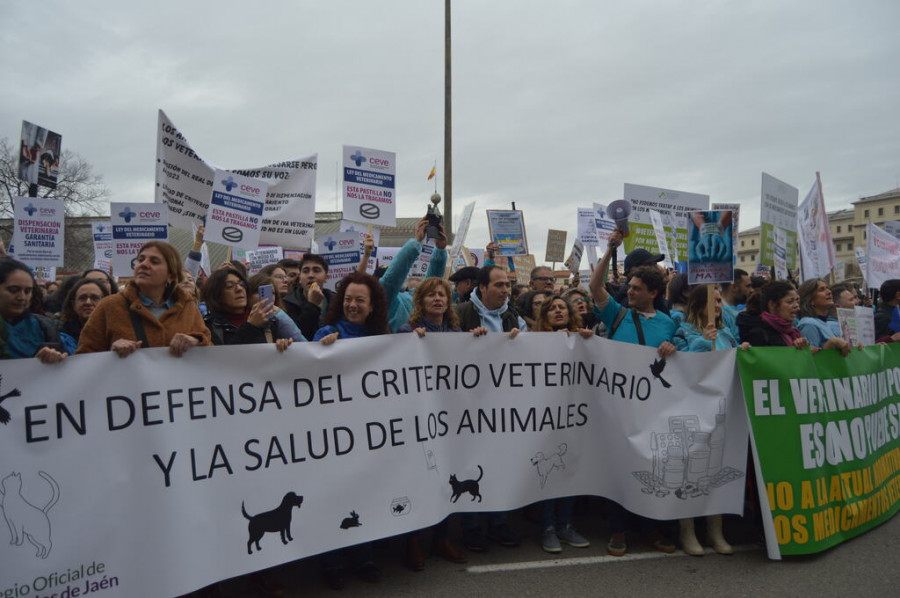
[340,510,361,529]
[531,443,568,488]
[241,492,303,555]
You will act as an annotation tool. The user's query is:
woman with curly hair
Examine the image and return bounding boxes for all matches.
[532,295,593,554]
[314,271,389,344]
[58,277,111,353]
[397,276,460,335]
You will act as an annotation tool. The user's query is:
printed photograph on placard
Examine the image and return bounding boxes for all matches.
[19,121,62,188]
[687,210,734,284]
[486,209,528,256]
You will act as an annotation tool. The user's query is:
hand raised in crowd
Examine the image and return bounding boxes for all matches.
[434,224,448,250]
[112,339,142,358]
[362,233,375,256]
[275,338,293,352]
[608,229,624,250]
[307,281,325,307]
[169,333,199,357]
[36,346,67,364]
[192,225,205,252]
[319,332,340,345]
[485,241,500,260]
[247,298,275,328]
[657,341,676,359]
[414,218,428,243]
[471,326,488,337]
[702,323,718,342]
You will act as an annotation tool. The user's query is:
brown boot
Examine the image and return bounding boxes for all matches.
[433,538,468,564]
[405,535,426,571]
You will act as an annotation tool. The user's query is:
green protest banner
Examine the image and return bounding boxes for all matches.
[737,345,900,557]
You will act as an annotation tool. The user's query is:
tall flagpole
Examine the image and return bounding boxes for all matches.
[444,0,453,238]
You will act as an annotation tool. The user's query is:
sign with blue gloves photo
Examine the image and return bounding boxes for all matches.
[687,210,734,284]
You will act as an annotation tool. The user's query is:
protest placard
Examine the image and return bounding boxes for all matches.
[487,210,528,256]
[649,209,674,270]
[760,173,798,269]
[241,246,284,275]
[622,184,709,256]
[866,223,900,290]
[92,222,113,273]
[577,208,599,246]
[545,229,567,263]
[342,145,396,227]
[204,170,267,249]
[565,239,584,274]
[317,232,360,289]
[155,111,317,249]
[13,198,65,268]
[111,202,168,275]
[687,210,734,284]
[797,174,835,282]
[449,201,476,264]
[19,120,61,188]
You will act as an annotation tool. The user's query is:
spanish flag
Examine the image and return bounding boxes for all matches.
[427,166,436,180]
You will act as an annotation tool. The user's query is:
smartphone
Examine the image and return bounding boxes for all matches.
[258,284,275,305]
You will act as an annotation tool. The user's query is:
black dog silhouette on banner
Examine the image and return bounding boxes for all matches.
[241,492,304,554]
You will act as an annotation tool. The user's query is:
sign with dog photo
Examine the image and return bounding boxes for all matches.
[1,335,748,596]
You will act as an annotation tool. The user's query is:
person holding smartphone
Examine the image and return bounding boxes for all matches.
[202,268,293,351]
[0,258,68,363]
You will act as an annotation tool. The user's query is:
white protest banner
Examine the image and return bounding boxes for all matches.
[155,111,317,249]
[376,247,400,269]
[242,246,284,275]
[687,210,734,284]
[883,221,900,239]
[204,170,267,249]
[760,173,798,269]
[661,209,681,265]
[0,334,748,598]
[577,208,599,246]
[565,239,584,273]
[92,221,113,273]
[486,210,528,256]
[408,240,435,280]
[711,203,739,267]
[32,266,56,283]
[648,209,673,270]
[13,198,65,267]
[622,184,708,257]
[340,220,380,274]
[342,145,396,227]
[593,203,625,263]
[111,203,168,275]
[773,227,787,280]
[545,229,567,263]
[317,232,360,289]
[19,120,61,188]
[866,223,900,290]
[855,246,868,287]
[448,201,476,265]
[855,305,876,346]
[797,174,835,282]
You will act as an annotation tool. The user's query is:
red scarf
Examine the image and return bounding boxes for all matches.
[761,311,802,347]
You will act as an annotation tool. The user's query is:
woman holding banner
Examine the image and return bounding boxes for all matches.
[396,276,469,570]
[0,258,67,362]
[58,277,111,353]
[796,279,851,355]
[737,281,809,350]
[532,296,593,554]
[673,285,744,556]
[313,271,387,588]
[77,241,211,357]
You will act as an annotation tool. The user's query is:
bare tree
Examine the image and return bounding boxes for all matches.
[0,136,109,219]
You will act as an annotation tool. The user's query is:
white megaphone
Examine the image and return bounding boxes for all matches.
[607,199,632,237]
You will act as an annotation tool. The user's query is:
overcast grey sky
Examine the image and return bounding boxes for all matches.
[3,0,899,258]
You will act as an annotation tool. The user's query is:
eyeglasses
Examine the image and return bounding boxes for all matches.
[224,282,248,291]
[271,274,287,280]
[532,276,554,283]
[570,297,587,304]
[76,294,103,304]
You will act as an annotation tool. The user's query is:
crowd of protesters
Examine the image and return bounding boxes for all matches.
[0,220,884,595]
